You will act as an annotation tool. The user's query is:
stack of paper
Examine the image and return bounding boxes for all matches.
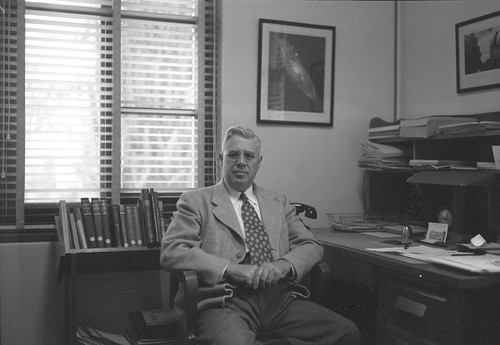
[358,140,410,170]
[400,115,476,138]
[438,121,500,135]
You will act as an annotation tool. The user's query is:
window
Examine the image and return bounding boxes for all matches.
[0,0,217,233]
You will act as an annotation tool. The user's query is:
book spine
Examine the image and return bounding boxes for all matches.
[133,204,144,247]
[150,189,162,246]
[158,200,166,239]
[68,210,80,250]
[110,204,124,248]
[80,198,97,248]
[59,200,71,253]
[119,205,130,247]
[125,205,138,247]
[100,198,113,247]
[73,207,88,249]
[91,198,105,248]
[141,189,156,248]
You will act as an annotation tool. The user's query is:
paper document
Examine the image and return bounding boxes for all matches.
[429,255,500,273]
[366,245,452,262]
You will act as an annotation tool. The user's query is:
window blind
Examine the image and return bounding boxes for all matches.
[0,0,218,230]
[0,0,17,225]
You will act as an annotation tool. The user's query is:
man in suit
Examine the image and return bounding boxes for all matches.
[160,126,360,345]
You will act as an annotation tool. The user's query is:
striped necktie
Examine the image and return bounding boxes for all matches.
[240,193,273,265]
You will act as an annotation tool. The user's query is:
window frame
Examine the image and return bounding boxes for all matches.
[0,0,218,242]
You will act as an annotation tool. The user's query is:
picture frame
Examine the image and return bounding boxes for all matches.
[455,10,500,93]
[257,19,335,126]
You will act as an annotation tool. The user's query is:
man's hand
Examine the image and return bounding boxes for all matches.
[224,263,259,287]
[251,260,291,289]
[224,260,291,289]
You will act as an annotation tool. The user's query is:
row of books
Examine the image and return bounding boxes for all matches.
[369,115,500,139]
[55,188,169,251]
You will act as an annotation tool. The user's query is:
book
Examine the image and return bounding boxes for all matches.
[73,207,88,249]
[80,198,98,248]
[125,205,139,247]
[150,189,162,246]
[91,198,105,248]
[128,308,182,342]
[140,188,156,248]
[119,204,130,247]
[136,201,146,247]
[110,204,124,247]
[400,115,476,138]
[100,198,113,247]
[59,200,71,252]
[54,215,65,253]
[68,210,80,250]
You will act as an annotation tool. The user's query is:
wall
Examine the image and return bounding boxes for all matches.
[220,0,396,228]
[398,0,500,117]
[0,242,64,345]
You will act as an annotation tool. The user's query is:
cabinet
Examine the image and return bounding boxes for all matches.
[366,130,500,242]
[57,247,164,345]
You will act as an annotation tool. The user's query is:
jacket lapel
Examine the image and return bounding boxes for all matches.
[211,181,245,240]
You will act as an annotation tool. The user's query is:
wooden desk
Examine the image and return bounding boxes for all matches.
[312,228,500,345]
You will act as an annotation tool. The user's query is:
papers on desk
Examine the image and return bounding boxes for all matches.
[429,255,500,274]
[367,245,500,273]
[367,245,450,262]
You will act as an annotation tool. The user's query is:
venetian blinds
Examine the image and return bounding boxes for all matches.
[0,0,217,228]
[0,0,17,225]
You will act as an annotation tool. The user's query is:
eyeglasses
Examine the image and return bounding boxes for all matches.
[224,151,258,163]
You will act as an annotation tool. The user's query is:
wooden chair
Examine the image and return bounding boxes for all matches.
[175,261,333,345]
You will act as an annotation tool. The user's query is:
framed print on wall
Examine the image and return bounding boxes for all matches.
[456,10,500,93]
[257,19,335,126]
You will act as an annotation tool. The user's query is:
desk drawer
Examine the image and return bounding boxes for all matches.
[378,272,456,344]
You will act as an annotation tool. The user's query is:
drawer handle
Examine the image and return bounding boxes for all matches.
[394,296,427,318]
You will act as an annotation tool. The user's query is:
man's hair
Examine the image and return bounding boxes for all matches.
[221,126,261,151]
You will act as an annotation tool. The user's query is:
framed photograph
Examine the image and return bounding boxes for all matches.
[456,10,500,93]
[257,19,335,126]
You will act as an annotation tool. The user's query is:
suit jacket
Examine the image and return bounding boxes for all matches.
[160,180,323,311]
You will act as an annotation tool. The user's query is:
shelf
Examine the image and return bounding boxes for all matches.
[57,247,161,280]
[406,170,498,187]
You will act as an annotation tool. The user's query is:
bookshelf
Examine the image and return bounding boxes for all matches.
[57,247,163,345]
[55,189,173,345]
[364,125,500,242]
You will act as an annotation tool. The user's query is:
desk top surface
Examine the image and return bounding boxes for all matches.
[312,228,500,289]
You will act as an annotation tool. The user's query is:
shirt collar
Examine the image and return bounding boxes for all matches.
[223,180,257,205]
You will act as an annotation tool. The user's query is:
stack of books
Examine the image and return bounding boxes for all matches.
[55,188,169,252]
[125,309,183,345]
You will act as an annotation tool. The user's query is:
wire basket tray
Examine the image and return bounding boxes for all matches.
[326,213,408,232]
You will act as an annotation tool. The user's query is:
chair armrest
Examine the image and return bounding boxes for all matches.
[308,262,333,305]
[178,270,199,344]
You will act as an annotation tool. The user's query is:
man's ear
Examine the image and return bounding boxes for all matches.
[218,152,224,166]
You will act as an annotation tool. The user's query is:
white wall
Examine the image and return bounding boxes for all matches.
[398,0,500,117]
[0,242,64,345]
[220,0,396,227]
